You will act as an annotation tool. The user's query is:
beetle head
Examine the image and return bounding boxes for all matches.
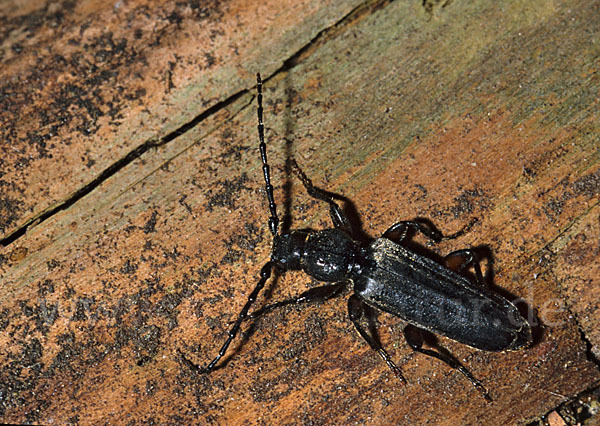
[271,230,310,271]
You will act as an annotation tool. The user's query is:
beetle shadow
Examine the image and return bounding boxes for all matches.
[275,72,369,244]
[402,323,466,366]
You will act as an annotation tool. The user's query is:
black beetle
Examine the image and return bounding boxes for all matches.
[181,73,532,401]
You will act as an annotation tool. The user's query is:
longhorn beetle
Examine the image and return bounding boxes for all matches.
[181,73,532,401]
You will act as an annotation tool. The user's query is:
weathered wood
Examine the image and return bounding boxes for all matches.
[1,0,599,424]
[0,0,364,240]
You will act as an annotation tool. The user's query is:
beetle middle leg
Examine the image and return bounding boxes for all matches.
[382,218,477,244]
[348,295,406,383]
[403,325,492,401]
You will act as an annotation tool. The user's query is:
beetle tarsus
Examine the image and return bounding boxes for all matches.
[178,349,209,374]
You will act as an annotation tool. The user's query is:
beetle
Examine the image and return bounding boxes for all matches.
[180,73,532,401]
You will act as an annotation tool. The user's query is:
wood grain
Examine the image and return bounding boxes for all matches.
[1,0,599,424]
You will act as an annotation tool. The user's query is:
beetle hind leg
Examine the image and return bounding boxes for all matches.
[403,325,492,402]
[444,248,486,288]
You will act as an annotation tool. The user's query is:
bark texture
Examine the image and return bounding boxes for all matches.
[1,0,599,424]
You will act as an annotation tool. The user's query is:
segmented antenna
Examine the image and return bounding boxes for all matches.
[257,73,279,236]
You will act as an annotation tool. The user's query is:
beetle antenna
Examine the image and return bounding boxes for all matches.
[257,73,279,236]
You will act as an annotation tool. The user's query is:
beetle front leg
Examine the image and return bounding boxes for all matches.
[348,295,406,383]
[244,281,346,321]
[289,158,352,233]
[382,218,477,244]
[403,325,492,402]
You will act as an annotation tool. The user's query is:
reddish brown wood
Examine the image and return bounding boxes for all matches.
[1,0,599,424]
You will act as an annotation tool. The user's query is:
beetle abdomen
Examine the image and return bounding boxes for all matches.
[354,238,531,351]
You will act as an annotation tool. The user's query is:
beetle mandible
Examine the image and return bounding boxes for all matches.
[181,73,532,401]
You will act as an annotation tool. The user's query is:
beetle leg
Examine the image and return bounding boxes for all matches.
[403,325,492,402]
[444,249,485,288]
[289,158,352,233]
[348,295,406,383]
[382,218,477,244]
[179,261,274,374]
[244,281,346,320]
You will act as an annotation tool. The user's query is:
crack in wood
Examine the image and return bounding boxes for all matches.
[0,88,253,247]
[0,0,400,248]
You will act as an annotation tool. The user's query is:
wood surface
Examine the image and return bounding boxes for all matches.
[1,0,599,424]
